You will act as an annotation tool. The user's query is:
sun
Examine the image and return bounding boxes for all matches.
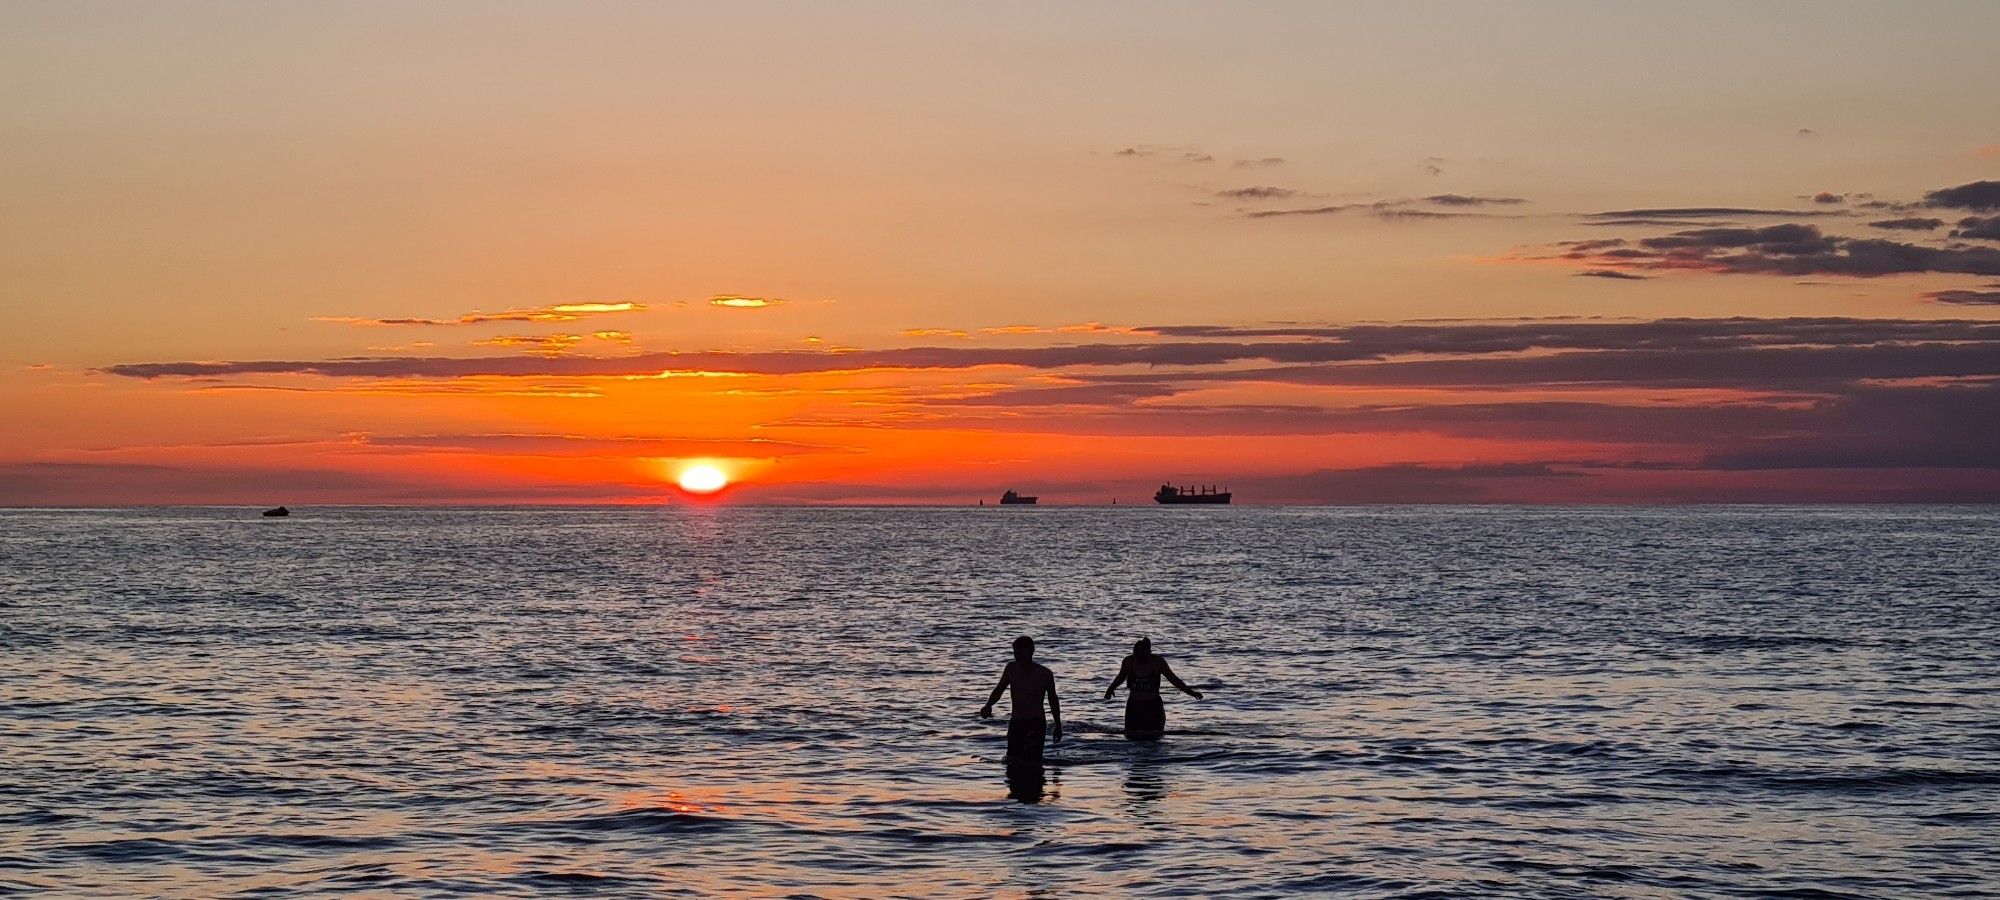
[677,464,729,494]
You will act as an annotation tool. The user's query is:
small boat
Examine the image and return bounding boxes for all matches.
[1153,484,1230,505]
[262,506,290,517]
[999,490,1038,505]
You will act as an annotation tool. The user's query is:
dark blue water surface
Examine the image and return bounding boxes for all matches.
[2,506,1996,897]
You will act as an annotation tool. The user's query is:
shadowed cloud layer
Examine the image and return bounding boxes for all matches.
[107,317,2000,381]
[54,315,2000,503]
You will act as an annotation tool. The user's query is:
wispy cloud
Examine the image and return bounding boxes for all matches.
[1111,144,1212,162]
[1425,194,1527,207]
[979,322,1139,336]
[1247,199,1508,221]
[314,302,645,327]
[1575,269,1651,280]
[106,317,2000,384]
[472,334,585,356]
[1583,207,1848,221]
[1215,186,1297,200]
[709,295,783,309]
[1925,288,2000,306]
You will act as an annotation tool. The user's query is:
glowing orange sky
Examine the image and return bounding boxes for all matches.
[2,4,1996,504]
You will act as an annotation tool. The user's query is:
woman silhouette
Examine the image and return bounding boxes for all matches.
[1103,638,1202,740]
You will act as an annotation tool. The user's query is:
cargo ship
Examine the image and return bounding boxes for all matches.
[1154,483,1230,504]
[999,490,1038,505]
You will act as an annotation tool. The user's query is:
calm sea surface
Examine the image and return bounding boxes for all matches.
[2,506,1997,897]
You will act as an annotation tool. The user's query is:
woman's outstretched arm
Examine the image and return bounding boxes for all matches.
[1103,657,1130,699]
[1161,660,1203,699]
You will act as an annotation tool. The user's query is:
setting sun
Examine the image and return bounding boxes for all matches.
[677,464,729,494]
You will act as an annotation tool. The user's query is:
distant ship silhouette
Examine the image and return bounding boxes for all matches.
[262,506,290,517]
[999,490,1038,505]
[1154,484,1230,504]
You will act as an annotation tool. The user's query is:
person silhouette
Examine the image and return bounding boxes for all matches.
[1103,637,1201,740]
[979,635,1062,766]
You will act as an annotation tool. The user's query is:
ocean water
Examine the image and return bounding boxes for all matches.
[2,505,1996,897]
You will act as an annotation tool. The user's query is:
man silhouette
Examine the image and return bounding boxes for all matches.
[979,635,1062,765]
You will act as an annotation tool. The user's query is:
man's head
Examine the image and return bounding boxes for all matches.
[1013,635,1035,661]
[1134,637,1151,656]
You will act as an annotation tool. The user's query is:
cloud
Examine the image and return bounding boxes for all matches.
[979,322,1139,336]
[0,461,670,506]
[472,334,584,355]
[1868,217,1944,231]
[1556,238,1629,253]
[107,317,2000,387]
[1575,269,1651,280]
[709,295,782,309]
[1583,218,1737,228]
[363,433,846,458]
[902,328,970,338]
[1426,194,1527,206]
[1555,223,2000,277]
[1232,157,1285,168]
[1422,157,1446,176]
[1923,180,2000,211]
[73,315,2000,503]
[1244,203,1364,219]
[1584,207,1848,220]
[926,382,1179,407]
[1246,199,1509,221]
[1111,145,1212,162]
[312,302,646,327]
[1812,192,1846,204]
[1378,209,1495,220]
[1925,288,2000,305]
[1216,186,1297,200]
[1951,216,2000,241]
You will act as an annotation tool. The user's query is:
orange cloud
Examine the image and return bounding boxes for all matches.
[473,334,584,356]
[314,302,645,327]
[710,296,781,309]
[980,322,1140,335]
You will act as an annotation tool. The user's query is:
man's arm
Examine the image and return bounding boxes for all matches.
[1103,658,1129,700]
[1161,660,1203,699]
[1046,674,1062,743]
[978,664,1012,718]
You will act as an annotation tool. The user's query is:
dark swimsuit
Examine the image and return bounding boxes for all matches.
[1006,716,1046,765]
[1125,661,1166,740]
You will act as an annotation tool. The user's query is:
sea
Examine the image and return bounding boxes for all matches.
[2,505,1996,897]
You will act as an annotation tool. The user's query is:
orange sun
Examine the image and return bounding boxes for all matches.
[677,464,729,494]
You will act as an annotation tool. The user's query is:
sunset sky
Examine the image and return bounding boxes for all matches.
[4,1,1998,504]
